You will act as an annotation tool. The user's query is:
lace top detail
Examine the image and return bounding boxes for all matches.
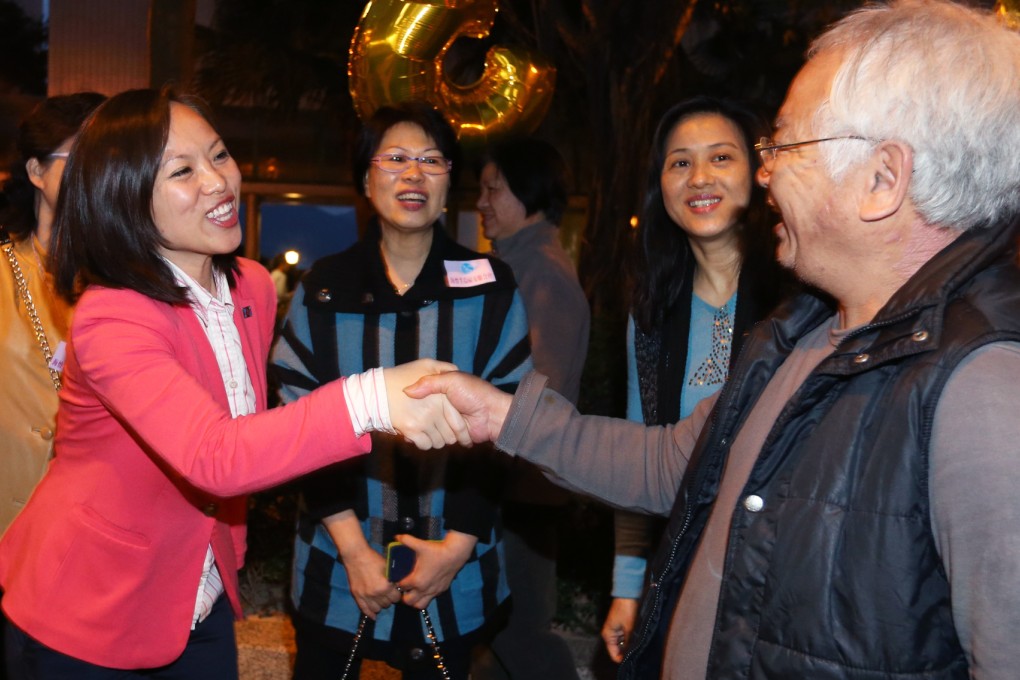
[688,300,735,388]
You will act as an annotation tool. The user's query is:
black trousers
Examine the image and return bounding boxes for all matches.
[4,595,237,680]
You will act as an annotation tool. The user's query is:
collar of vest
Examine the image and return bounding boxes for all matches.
[775,216,1020,375]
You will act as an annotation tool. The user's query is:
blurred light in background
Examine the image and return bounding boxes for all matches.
[240,203,359,266]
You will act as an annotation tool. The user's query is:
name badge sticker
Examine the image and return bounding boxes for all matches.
[444,259,497,288]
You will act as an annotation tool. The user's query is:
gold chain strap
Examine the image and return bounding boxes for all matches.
[2,233,62,391]
[419,606,451,679]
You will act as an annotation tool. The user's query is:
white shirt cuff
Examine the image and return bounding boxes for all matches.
[342,367,396,437]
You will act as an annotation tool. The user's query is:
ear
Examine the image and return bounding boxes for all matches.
[26,158,46,191]
[363,171,371,199]
[859,140,912,222]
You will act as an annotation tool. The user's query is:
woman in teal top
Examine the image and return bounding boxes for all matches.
[602,96,790,662]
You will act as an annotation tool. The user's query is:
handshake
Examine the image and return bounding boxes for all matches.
[381,359,513,450]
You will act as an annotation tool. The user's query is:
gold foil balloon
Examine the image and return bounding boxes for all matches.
[348,0,556,141]
[997,0,1020,30]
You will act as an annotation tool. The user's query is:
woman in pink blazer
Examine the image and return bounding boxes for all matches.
[0,88,468,680]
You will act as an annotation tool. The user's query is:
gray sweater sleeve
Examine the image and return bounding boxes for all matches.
[496,370,713,514]
[930,341,1020,679]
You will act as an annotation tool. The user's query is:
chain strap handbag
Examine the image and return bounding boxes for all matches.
[340,608,451,680]
[1,225,62,391]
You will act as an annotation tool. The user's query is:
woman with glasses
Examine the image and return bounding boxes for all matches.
[601,95,790,663]
[273,101,532,679]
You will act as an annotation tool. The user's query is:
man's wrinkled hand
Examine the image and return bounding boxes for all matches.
[403,371,512,444]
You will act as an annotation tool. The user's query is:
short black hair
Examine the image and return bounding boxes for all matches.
[50,87,237,304]
[1,92,106,240]
[484,137,568,224]
[352,101,460,196]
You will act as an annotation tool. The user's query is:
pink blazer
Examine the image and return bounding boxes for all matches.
[0,258,369,669]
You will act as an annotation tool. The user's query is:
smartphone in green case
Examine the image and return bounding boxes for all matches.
[386,541,416,581]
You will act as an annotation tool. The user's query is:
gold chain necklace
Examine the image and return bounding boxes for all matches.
[2,229,62,391]
[379,243,419,295]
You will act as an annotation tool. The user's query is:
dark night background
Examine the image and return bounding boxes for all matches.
[0,0,1006,653]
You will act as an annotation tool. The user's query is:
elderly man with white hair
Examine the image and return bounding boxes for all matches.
[406,1,1020,678]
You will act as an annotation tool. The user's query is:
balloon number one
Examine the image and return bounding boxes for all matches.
[348,0,556,140]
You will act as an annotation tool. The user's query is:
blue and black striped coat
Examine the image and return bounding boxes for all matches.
[272,221,531,661]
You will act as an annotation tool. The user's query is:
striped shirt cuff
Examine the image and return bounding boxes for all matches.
[343,367,396,437]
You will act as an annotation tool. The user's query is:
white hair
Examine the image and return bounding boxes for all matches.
[810,0,1020,230]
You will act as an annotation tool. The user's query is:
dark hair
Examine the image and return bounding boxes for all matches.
[484,137,568,224]
[50,87,237,304]
[631,95,778,331]
[0,92,106,240]
[352,101,461,196]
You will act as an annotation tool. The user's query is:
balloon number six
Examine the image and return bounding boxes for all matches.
[348,0,556,140]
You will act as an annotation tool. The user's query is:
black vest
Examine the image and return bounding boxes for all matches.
[621,219,1020,679]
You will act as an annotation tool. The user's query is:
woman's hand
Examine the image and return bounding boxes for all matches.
[384,360,471,449]
[339,543,402,619]
[601,597,640,663]
[391,531,478,610]
[325,510,401,619]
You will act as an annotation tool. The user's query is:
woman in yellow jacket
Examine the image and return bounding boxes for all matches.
[0,92,105,535]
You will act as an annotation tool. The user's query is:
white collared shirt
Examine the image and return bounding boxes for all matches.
[164,260,256,628]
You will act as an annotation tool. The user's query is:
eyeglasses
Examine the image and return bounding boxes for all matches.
[46,152,70,160]
[370,154,452,175]
[755,136,869,172]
